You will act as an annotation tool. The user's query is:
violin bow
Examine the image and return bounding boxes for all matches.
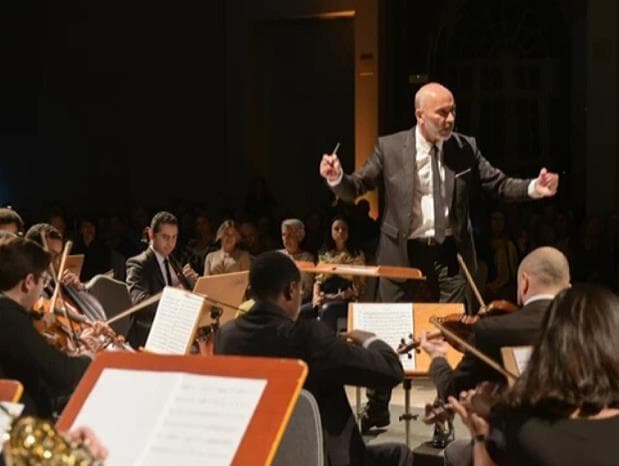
[429,315,517,382]
[456,253,486,312]
[105,292,163,325]
[49,238,81,349]
[106,289,244,326]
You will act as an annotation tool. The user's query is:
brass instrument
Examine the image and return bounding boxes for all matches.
[2,407,102,466]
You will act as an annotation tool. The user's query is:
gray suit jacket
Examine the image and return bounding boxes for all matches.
[332,127,532,273]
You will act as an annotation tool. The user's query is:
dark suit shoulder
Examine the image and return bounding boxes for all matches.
[126,248,154,267]
[474,299,551,346]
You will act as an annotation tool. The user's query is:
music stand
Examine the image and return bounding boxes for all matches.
[57,352,307,466]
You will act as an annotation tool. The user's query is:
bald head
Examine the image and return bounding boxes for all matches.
[414,82,456,143]
[517,247,570,303]
[414,83,453,110]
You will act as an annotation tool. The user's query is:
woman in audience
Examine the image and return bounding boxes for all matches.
[203,220,251,275]
[279,218,314,302]
[310,216,365,331]
[451,284,619,466]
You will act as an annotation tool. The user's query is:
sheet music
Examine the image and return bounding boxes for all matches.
[0,402,24,454]
[145,286,205,354]
[138,374,266,466]
[351,303,415,371]
[513,346,533,374]
[71,368,266,466]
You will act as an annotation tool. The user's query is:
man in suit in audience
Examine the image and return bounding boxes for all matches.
[421,246,570,400]
[125,211,198,348]
[215,251,414,466]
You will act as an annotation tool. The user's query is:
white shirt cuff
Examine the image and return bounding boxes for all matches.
[327,172,343,187]
[528,179,542,199]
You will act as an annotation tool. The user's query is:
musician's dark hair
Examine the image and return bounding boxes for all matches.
[508,284,619,417]
[150,211,178,233]
[249,251,300,301]
[25,223,63,245]
[0,208,24,232]
[0,236,51,291]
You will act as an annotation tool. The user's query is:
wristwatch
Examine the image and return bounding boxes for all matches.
[471,434,486,444]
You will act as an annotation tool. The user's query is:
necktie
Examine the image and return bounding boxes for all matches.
[163,258,173,286]
[431,145,446,243]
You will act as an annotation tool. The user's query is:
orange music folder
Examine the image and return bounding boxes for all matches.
[57,352,307,466]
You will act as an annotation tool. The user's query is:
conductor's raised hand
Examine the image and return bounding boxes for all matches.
[319,153,343,183]
[533,167,559,197]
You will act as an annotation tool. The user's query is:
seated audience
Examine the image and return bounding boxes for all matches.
[306,216,365,331]
[204,220,251,275]
[279,218,314,302]
[72,217,112,281]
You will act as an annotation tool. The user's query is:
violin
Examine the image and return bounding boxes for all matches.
[31,296,128,356]
[396,300,519,356]
[33,238,130,355]
[398,255,519,354]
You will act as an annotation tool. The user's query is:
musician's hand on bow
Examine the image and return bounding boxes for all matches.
[420,331,448,359]
[182,263,199,281]
[533,167,559,197]
[319,153,343,183]
[340,329,375,346]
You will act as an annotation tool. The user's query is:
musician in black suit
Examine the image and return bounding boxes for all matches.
[125,211,198,348]
[215,251,413,466]
[0,236,90,417]
[421,246,571,400]
[320,82,560,430]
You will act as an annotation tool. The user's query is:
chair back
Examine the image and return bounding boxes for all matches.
[272,389,324,466]
[86,274,133,336]
[0,379,23,403]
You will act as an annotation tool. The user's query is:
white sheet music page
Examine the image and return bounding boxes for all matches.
[351,303,415,371]
[70,368,267,466]
[145,286,205,354]
[138,373,266,466]
[0,402,24,454]
[513,346,533,374]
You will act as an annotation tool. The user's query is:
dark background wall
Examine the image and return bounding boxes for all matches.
[0,0,616,218]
